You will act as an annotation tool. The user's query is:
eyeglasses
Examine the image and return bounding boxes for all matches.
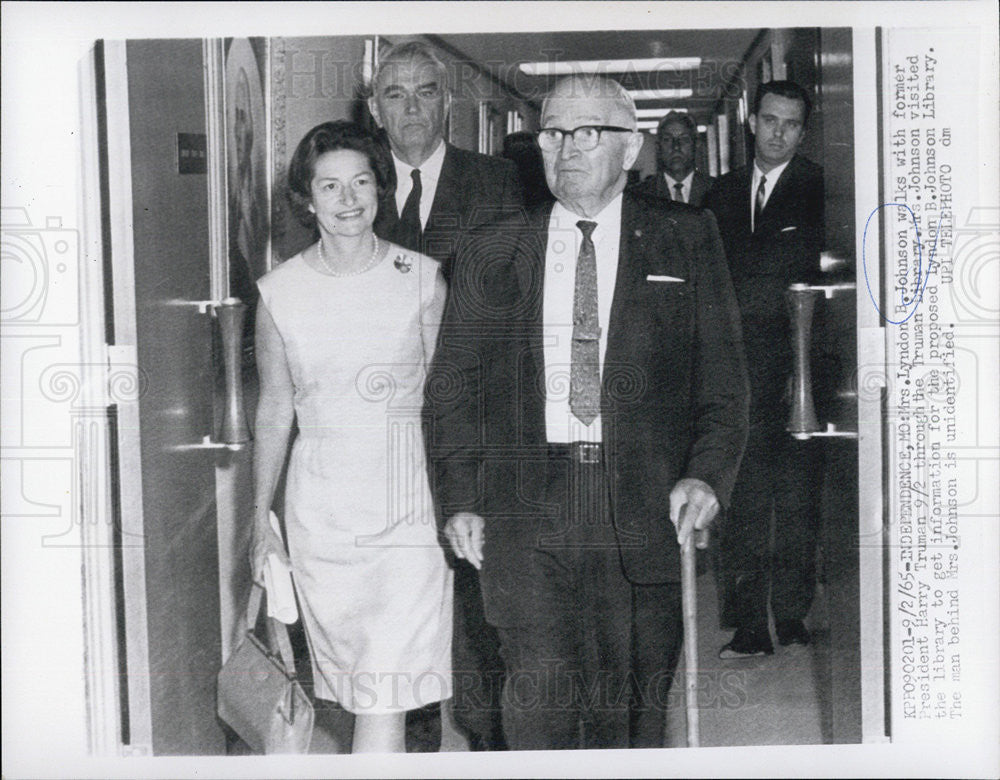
[660,135,695,148]
[536,125,633,152]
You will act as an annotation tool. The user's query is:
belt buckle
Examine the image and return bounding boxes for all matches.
[576,442,601,464]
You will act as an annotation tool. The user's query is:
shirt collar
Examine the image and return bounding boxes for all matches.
[551,191,624,237]
[392,139,446,185]
[664,171,694,189]
[753,157,792,185]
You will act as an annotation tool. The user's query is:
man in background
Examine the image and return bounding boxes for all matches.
[370,40,523,282]
[704,79,825,659]
[633,110,714,206]
[368,39,523,751]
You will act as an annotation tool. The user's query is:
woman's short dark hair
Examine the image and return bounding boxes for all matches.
[286,120,393,228]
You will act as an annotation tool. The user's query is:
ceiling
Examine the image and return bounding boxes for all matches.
[430,28,765,123]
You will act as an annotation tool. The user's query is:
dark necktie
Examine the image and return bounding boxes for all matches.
[673,181,686,203]
[570,220,600,426]
[753,174,767,231]
[398,168,422,251]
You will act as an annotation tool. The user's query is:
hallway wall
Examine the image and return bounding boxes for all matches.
[271,36,368,261]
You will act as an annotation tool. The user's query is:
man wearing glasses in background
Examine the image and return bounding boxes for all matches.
[429,75,749,749]
[633,110,714,206]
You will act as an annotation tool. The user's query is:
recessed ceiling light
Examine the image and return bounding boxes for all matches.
[629,88,695,100]
[519,58,702,76]
[636,108,689,118]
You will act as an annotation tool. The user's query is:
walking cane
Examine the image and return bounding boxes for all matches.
[679,505,700,748]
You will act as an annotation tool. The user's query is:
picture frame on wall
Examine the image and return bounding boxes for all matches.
[205,36,271,373]
[225,37,271,293]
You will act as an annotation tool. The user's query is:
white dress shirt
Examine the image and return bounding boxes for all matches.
[543,194,624,443]
[664,171,694,204]
[750,158,791,230]
[391,140,447,229]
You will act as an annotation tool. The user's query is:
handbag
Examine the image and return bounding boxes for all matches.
[217,583,314,753]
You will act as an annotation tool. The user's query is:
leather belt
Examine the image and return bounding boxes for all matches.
[547,441,603,464]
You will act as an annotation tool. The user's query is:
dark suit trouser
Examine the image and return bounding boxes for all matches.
[494,449,683,750]
[406,568,507,753]
[715,422,823,631]
[451,563,507,749]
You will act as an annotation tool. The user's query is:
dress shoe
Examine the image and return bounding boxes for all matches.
[776,619,811,646]
[719,626,774,659]
[464,724,508,751]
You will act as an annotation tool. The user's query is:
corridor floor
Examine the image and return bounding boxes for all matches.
[662,570,830,748]
[302,568,837,754]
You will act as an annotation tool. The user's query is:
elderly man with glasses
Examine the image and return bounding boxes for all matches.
[428,75,749,750]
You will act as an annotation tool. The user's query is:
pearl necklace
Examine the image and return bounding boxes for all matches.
[318,235,381,277]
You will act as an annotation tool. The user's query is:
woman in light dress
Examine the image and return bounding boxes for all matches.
[251,121,451,753]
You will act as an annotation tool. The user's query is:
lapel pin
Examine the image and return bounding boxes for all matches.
[394,254,412,273]
[634,229,642,238]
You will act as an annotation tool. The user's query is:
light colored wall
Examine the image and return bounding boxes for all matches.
[429,40,539,150]
[271,36,368,260]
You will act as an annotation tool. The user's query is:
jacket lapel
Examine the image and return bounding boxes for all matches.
[427,144,462,232]
[604,192,662,404]
[734,166,755,234]
[758,154,801,228]
[374,187,401,242]
[606,193,637,369]
[605,192,687,393]
[690,171,711,206]
[654,173,671,200]
[518,202,553,387]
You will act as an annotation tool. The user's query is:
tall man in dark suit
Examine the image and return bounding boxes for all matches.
[704,80,825,658]
[367,40,523,752]
[429,75,749,749]
[633,111,714,206]
[370,40,523,282]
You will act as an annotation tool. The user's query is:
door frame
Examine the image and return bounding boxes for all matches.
[77,37,239,757]
[77,38,153,755]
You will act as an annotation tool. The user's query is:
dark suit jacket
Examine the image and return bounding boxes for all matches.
[703,154,824,424]
[427,190,749,626]
[632,169,715,207]
[374,142,524,280]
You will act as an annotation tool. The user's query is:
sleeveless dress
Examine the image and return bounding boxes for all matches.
[256,243,452,714]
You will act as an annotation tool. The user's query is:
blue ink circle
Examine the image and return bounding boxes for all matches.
[862,202,941,325]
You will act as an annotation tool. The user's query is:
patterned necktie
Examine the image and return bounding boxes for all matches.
[673,181,686,203]
[398,168,423,251]
[570,220,601,426]
[753,174,767,231]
